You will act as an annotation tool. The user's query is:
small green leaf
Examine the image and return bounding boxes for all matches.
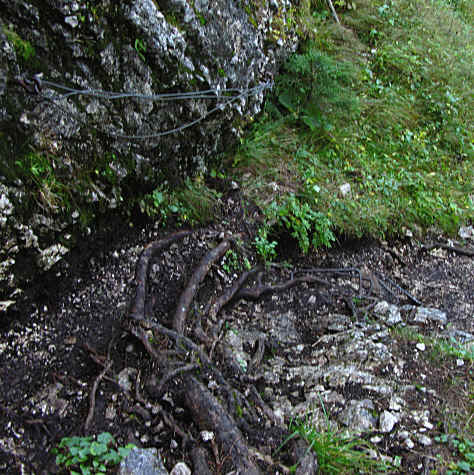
[97,432,114,445]
[457,461,471,472]
[80,464,92,475]
[90,442,107,456]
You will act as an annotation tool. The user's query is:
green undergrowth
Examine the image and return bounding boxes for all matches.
[281,402,393,474]
[232,0,473,256]
[53,432,135,475]
[139,177,222,226]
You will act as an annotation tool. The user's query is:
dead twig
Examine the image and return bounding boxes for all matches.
[85,360,112,432]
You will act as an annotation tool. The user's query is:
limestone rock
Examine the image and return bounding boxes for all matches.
[119,447,168,475]
[0,0,299,301]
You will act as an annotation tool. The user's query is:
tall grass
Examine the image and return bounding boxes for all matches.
[232,0,473,252]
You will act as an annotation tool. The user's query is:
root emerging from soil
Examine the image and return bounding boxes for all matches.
[90,230,419,472]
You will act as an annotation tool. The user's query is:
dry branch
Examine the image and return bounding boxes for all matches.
[85,361,112,432]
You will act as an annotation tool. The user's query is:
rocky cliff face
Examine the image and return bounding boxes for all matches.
[0,0,298,304]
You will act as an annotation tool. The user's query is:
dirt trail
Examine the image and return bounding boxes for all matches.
[0,198,472,474]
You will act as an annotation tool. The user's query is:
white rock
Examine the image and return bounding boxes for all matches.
[374,301,402,325]
[105,404,116,420]
[170,462,191,475]
[379,411,399,433]
[414,307,447,326]
[456,359,464,367]
[416,343,426,351]
[65,15,79,28]
[200,430,214,442]
[389,396,404,411]
[339,183,351,197]
[404,438,415,449]
[398,430,410,440]
[339,399,377,432]
[417,434,432,446]
[459,226,474,240]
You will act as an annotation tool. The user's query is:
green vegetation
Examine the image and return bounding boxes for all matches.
[391,326,474,364]
[14,152,71,212]
[254,227,278,263]
[53,432,135,475]
[430,337,474,363]
[3,27,35,61]
[134,38,147,62]
[435,434,474,474]
[281,402,392,473]
[139,177,222,226]
[232,0,473,257]
[221,248,251,275]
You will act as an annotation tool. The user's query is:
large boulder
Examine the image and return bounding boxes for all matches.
[0,0,299,304]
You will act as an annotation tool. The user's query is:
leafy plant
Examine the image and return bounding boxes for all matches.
[264,194,335,254]
[232,0,473,248]
[221,249,242,274]
[275,46,357,136]
[139,178,221,226]
[435,434,474,474]
[4,27,35,61]
[134,38,146,62]
[254,227,277,263]
[53,432,135,475]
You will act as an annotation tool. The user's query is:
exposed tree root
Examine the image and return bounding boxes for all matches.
[119,231,408,472]
[184,376,261,475]
[129,230,192,321]
[173,238,232,334]
[190,445,213,474]
[205,266,262,320]
[236,275,329,300]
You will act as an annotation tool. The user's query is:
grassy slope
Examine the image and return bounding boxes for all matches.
[230,0,473,254]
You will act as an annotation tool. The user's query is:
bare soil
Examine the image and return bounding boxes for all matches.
[0,191,472,474]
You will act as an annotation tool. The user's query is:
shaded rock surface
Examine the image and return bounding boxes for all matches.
[0,0,298,301]
[119,447,168,475]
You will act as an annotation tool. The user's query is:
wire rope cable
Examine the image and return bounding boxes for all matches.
[23,75,272,141]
